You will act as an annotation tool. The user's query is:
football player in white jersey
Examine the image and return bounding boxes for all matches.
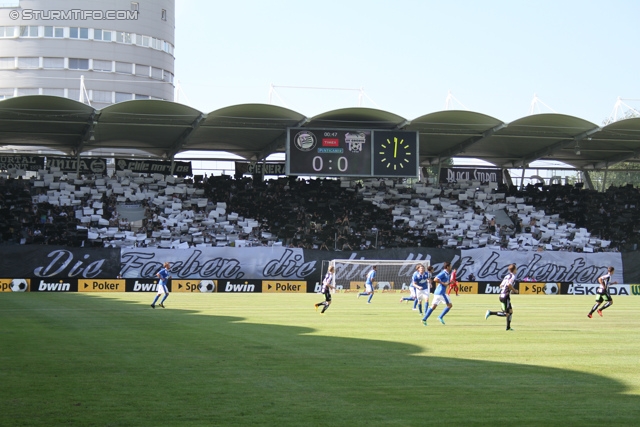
[588,266,617,318]
[485,263,519,331]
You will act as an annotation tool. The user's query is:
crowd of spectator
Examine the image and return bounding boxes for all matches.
[1,169,639,252]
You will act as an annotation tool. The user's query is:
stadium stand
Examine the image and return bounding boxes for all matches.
[1,169,638,252]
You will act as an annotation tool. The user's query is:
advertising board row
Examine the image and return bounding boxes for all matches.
[2,278,639,296]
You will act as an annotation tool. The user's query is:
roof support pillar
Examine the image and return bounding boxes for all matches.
[166,113,205,158]
[503,168,514,189]
[581,170,595,191]
[602,166,609,192]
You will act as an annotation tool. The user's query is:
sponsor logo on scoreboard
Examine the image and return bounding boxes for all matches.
[322,138,339,147]
[293,131,317,151]
[345,132,366,153]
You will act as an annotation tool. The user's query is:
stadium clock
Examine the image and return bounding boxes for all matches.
[286,128,372,177]
[372,130,419,177]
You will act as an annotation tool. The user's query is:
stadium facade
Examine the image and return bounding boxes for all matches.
[0,0,175,109]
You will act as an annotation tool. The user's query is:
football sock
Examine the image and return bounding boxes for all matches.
[601,301,613,311]
[367,294,373,303]
[507,314,512,329]
[151,295,160,305]
[413,299,419,309]
[495,312,507,317]
[590,303,601,314]
[440,307,451,318]
[423,307,434,321]
[161,294,168,304]
[321,304,329,313]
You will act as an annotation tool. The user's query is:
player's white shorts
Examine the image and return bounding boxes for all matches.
[409,287,417,298]
[365,283,374,293]
[157,283,169,295]
[416,289,430,302]
[431,293,451,306]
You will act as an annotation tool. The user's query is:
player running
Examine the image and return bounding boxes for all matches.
[422,262,453,326]
[485,263,519,330]
[588,266,617,318]
[400,274,418,306]
[357,265,376,304]
[400,264,421,310]
[447,268,459,296]
[315,266,335,314]
[411,263,431,315]
[151,261,171,308]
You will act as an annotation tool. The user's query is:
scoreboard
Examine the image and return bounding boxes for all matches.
[286,128,418,178]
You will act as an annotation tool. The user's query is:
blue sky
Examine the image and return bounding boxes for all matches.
[174,0,640,126]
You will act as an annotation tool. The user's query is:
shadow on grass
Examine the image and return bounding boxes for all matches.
[1,293,638,427]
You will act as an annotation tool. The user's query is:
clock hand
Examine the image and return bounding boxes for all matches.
[394,138,398,158]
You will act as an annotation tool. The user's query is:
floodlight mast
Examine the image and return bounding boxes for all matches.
[603,97,640,125]
[444,90,468,110]
[529,93,556,115]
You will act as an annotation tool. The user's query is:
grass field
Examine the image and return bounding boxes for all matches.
[1,292,639,426]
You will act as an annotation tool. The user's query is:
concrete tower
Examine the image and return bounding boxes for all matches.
[0,0,175,108]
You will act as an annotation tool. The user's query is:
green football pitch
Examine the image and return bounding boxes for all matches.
[1,292,639,426]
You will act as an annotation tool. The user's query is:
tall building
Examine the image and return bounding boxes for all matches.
[0,0,175,109]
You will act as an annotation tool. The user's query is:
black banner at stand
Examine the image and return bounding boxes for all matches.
[115,158,193,176]
[235,162,286,176]
[46,157,108,174]
[439,167,503,184]
[0,155,45,171]
[0,246,121,279]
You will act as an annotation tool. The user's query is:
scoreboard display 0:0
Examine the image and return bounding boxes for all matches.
[286,128,372,177]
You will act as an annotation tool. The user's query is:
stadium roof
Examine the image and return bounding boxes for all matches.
[1,95,640,170]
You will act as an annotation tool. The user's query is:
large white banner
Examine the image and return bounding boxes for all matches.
[120,247,316,280]
[458,249,623,284]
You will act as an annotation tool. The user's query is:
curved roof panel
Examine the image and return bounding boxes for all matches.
[466,114,600,168]
[306,107,407,129]
[582,117,640,169]
[89,99,203,157]
[406,110,504,164]
[0,95,94,153]
[187,104,305,159]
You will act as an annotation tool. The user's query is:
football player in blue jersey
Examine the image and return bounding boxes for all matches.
[358,265,376,304]
[151,262,171,309]
[421,262,453,325]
